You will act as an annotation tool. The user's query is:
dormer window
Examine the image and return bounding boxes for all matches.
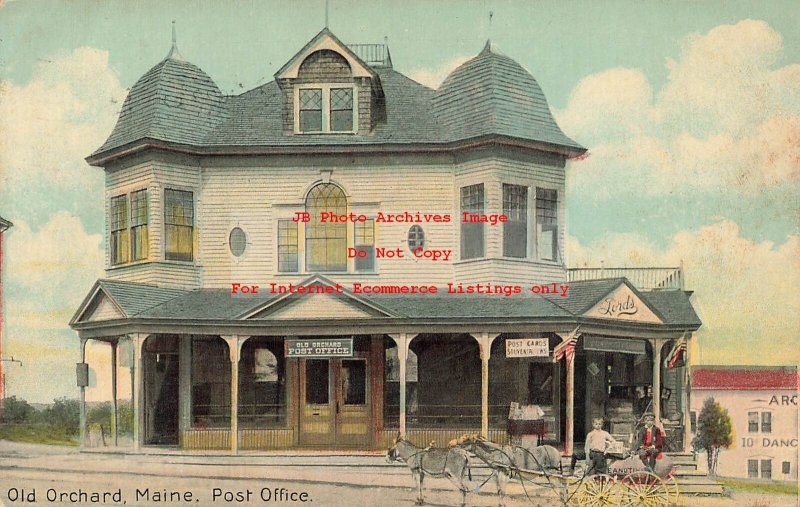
[296,85,356,134]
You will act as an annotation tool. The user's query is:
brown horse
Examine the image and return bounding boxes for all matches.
[387,435,472,506]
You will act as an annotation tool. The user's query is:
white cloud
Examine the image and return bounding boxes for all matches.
[407,55,472,89]
[569,221,800,365]
[558,20,800,200]
[0,46,125,193]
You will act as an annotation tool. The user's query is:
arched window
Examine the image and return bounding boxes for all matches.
[305,183,348,272]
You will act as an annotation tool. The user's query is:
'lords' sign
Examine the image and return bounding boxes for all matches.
[598,294,638,317]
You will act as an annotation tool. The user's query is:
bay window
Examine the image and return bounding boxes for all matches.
[165,189,194,261]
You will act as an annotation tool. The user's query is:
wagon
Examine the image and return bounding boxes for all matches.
[514,450,680,506]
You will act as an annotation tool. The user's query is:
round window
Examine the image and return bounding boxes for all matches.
[407,225,425,251]
[229,227,247,257]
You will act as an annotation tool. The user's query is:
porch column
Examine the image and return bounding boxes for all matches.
[131,333,145,451]
[389,333,415,437]
[178,336,192,443]
[110,340,118,447]
[471,333,500,438]
[683,333,693,452]
[557,329,581,456]
[223,336,245,454]
[79,337,88,447]
[651,338,663,424]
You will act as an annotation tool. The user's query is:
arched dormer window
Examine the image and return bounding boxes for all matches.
[305,183,348,272]
[295,50,357,134]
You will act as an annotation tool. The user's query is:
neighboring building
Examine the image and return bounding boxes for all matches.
[0,215,12,419]
[691,366,799,482]
[70,28,701,452]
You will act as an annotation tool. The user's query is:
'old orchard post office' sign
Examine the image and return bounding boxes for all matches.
[286,338,354,358]
[506,338,549,358]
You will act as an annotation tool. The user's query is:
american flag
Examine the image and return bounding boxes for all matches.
[666,338,687,369]
[552,335,578,363]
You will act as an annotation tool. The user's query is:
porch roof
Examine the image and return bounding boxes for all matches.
[71,277,701,330]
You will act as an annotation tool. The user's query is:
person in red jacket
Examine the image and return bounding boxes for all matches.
[636,413,665,472]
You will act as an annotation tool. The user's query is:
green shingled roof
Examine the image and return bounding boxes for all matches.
[89,34,585,161]
[433,41,583,150]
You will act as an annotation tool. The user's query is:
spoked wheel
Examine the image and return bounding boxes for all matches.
[663,473,681,505]
[621,471,671,506]
[570,474,621,507]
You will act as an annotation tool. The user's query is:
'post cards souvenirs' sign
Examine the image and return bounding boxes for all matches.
[286,338,354,358]
[506,338,549,358]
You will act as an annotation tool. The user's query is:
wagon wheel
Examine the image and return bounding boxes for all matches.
[621,471,671,506]
[663,473,681,505]
[569,474,622,507]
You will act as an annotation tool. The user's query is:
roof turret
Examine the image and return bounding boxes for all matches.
[433,41,583,152]
[91,28,226,157]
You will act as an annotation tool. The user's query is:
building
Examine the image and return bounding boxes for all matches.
[0,215,12,419]
[70,28,701,452]
[691,366,799,482]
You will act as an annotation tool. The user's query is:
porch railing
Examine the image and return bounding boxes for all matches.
[346,43,391,67]
[567,266,684,290]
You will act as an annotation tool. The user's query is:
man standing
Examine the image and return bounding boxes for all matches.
[636,413,665,472]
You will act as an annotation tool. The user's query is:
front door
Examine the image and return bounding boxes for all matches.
[299,357,371,447]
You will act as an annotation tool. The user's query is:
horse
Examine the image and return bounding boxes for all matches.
[453,434,564,507]
[387,434,472,506]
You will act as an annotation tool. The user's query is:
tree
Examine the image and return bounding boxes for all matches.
[2,396,37,423]
[43,398,80,435]
[692,397,733,475]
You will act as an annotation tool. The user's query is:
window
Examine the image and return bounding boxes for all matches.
[191,338,231,428]
[761,459,772,479]
[130,190,148,261]
[229,227,247,257]
[330,88,354,132]
[297,86,356,133]
[110,190,149,265]
[305,183,347,272]
[354,219,375,272]
[299,88,322,132]
[239,339,286,428]
[748,412,759,433]
[536,188,558,261]
[460,183,485,259]
[748,459,759,479]
[782,461,791,475]
[761,412,772,433]
[749,410,773,432]
[110,194,129,265]
[503,184,528,258]
[164,189,193,261]
[277,220,299,272]
[408,225,425,251]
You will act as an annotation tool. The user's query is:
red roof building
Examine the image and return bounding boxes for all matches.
[693,366,799,391]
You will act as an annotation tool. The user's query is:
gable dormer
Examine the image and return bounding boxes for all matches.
[275,28,384,135]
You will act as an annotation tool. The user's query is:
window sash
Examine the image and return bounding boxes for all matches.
[460,184,485,260]
[748,411,759,433]
[747,459,759,478]
[305,183,347,272]
[277,220,299,273]
[761,412,772,433]
[761,459,772,479]
[165,189,193,261]
[354,219,375,272]
[503,184,527,258]
[536,188,558,261]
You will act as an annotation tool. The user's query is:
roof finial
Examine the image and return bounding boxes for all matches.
[166,20,184,60]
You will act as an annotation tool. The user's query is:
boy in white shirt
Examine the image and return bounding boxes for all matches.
[585,417,616,475]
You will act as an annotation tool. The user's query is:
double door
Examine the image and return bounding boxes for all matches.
[298,357,371,447]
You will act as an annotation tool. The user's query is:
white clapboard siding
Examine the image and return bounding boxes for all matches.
[108,262,201,288]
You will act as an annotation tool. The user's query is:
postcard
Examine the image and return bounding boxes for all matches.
[0,1,797,506]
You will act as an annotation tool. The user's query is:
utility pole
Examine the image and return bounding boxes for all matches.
[0,356,23,420]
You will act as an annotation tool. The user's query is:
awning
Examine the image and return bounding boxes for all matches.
[583,335,647,355]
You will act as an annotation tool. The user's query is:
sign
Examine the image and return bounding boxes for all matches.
[286,338,353,358]
[584,335,647,355]
[584,284,663,324]
[506,338,549,358]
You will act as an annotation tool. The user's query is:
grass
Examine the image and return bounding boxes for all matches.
[0,423,78,446]
[718,478,798,497]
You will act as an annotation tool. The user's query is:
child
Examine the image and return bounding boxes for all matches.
[584,417,616,475]
[636,413,664,472]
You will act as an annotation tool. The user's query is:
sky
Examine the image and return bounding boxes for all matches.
[0,0,798,403]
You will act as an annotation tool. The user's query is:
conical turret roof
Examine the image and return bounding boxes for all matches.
[93,48,226,155]
[433,41,583,150]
